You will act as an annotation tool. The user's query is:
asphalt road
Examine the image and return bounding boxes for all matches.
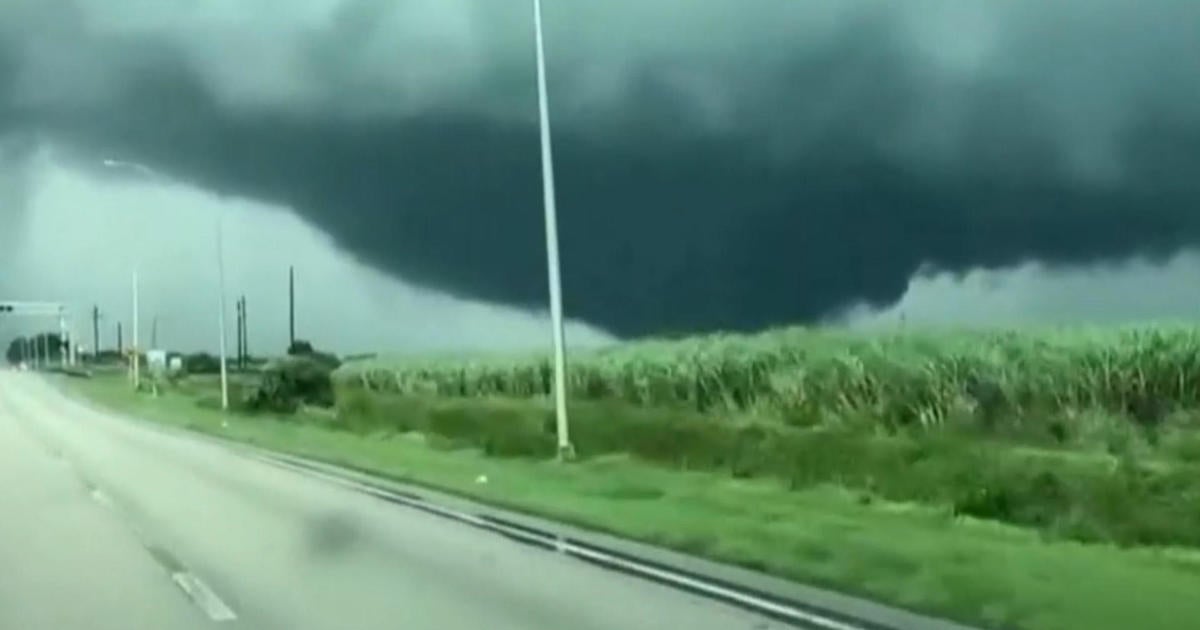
[0,372,786,630]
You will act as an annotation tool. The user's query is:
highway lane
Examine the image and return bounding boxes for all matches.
[0,378,217,630]
[0,372,784,630]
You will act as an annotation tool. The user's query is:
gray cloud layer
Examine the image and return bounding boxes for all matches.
[3,0,1200,336]
[0,145,615,354]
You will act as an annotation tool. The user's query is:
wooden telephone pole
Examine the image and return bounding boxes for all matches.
[92,305,101,359]
[235,296,248,369]
[288,266,295,350]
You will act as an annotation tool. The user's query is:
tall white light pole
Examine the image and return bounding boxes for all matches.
[57,308,68,369]
[533,0,573,460]
[216,212,230,411]
[132,270,140,389]
[103,158,229,404]
[104,158,148,390]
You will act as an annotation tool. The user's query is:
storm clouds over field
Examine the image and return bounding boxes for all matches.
[2,0,1200,346]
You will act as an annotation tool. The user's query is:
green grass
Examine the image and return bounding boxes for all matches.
[329,323,1200,551]
[333,387,1200,550]
[67,374,1200,630]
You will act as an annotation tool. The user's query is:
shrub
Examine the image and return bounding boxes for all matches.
[246,356,335,413]
[184,352,222,375]
[287,340,315,356]
[287,339,341,370]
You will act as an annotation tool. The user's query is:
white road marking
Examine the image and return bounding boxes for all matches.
[172,572,238,622]
[76,475,237,624]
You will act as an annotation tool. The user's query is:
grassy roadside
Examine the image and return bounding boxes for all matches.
[67,374,1200,630]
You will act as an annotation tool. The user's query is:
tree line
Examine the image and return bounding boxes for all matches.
[4,333,68,365]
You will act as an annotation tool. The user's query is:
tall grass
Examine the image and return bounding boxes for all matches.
[335,324,1200,427]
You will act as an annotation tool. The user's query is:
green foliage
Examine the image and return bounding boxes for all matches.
[184,352,222,375]
[325,324,1200,548]
[5,333,68,365]
[3,338,19,365]
[287,338,341,370]
[336,325,1200,431]
[246,356,335,413]
[331,387,1200,549]
[287,339,315,355]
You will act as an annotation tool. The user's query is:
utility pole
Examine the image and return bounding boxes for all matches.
[235,297,244,370]
[288,266,295,350]
[241,297,248,372]
[92,305,100,360]
[241,295,249,368]
[117,322,123,355]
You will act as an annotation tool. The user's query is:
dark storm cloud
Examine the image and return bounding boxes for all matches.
[2,0,1200,336]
